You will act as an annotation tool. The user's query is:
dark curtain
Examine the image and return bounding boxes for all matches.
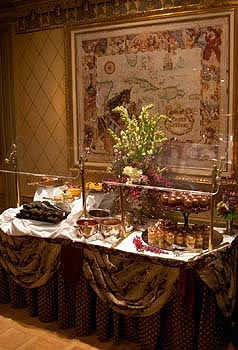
[0,23,18,210]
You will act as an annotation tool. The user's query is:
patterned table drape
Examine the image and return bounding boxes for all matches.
[0,231,237,350]
[0,230,61,288]
[189,238,238,318]
[82,237,238,318]
[83,244,180,316]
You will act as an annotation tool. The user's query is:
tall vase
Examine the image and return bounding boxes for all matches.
[226,219,234,235]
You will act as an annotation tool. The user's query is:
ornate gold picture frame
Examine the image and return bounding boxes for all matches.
[69,10,234,177]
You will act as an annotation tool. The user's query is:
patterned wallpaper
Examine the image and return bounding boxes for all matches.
[15,27,69,197]
[11,0,238,200]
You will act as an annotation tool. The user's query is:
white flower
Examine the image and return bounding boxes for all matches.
[123,166,143,184]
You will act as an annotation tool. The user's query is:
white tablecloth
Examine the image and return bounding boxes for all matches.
[0,201,236,262]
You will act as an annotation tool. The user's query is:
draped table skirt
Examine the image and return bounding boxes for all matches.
[0,252,233,350]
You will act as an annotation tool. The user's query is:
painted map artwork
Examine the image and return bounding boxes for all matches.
[75,15,230,171]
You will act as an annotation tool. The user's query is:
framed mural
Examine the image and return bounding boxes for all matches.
[70,10,234,177]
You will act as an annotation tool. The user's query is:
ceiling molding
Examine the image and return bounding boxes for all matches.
[0,0,237,33]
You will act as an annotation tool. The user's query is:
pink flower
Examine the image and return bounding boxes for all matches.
[132,235,168,254]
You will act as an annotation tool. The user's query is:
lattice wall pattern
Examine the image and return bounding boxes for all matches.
[15,27,69,196]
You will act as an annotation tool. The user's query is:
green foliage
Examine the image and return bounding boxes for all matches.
[107,104,169,169]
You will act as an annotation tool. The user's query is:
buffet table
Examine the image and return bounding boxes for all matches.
[0,200,238,350]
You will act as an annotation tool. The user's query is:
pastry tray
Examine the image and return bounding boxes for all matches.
[141,228,223,251]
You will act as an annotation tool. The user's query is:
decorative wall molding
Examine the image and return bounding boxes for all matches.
[12,0,238,34]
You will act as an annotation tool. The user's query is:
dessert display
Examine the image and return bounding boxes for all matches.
[85,182,103,191]
[146,219,222,250]
[16,201,68,223]
[52,185,82,203]
[159,190,211,231]
[36,176,65,187]
[52,193,74,203]
[160,191,210,212]
[65,186,81,198]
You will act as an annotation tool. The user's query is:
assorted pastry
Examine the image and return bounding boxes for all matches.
[16,201,68,223]
[147,219,210,250]
[65,186,82,198]
[36,176,65,187]
[160,191,210,211]
[85,182,103,191]
[53,187,81,203]
[22,178,215,251]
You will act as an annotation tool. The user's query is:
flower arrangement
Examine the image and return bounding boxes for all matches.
[107,104,172,219]
[216,198,238,222]
[216,171,238,223]
[107,104,171,186]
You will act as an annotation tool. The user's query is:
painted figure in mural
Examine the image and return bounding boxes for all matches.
[204,126,217,144]
[106,89,131,113]
[203,26,222,62]
[97,89,134,155]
